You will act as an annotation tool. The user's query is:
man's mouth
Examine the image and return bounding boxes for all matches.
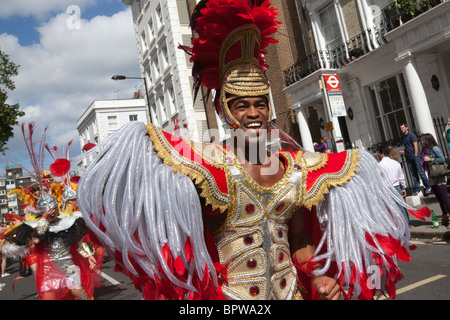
[244,122,263,129]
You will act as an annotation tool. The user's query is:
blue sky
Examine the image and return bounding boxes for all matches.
[0,0,142,175]
[0,1,127,46]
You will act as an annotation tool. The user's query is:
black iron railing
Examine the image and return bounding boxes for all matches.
[284,28,380,87]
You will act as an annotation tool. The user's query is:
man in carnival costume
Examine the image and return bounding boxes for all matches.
[77,0,430,300]
[3,123,103,300]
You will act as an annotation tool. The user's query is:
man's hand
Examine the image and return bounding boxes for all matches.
[312,275,341,300]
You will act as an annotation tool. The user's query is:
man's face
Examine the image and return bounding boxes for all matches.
[448,117,450,126]
[228,96,270,146]
[400,125,408,134]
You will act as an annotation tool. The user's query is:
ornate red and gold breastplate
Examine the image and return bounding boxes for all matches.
[215,151,303,300]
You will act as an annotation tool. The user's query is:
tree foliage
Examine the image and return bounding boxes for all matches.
[0,49,24,153]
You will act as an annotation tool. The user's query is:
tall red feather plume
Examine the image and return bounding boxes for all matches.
[20,122,49,191]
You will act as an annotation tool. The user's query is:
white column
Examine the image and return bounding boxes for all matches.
[401,54,437,139]
[294,104,314,152]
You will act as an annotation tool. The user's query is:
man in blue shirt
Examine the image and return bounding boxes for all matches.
[400,123,431,196]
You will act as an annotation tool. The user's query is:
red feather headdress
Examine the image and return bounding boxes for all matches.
[182,0,280,128]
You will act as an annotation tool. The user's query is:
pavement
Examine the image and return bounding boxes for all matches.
[407,192,450,242]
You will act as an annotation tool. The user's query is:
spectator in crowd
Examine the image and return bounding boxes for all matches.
[314,136,328,153]
[421,133,450,228]
[399,123,431,196]
[378,145,409,223]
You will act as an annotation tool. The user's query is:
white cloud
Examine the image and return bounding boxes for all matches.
[0,7,141,174]
[0,0,96,20]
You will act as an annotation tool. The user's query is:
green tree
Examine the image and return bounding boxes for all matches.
[0,49,24,153]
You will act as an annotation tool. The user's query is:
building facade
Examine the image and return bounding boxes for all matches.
[283,0,450,153]
[123,0,212,142]
[76,98,148,172]
[120,0,450,156]
[122,0,309,145]
[0,166,35,222]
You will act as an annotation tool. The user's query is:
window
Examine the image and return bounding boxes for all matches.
[108,116,119,131]
[129,114,138,121]
[147,18,155,42]
[160,39,169,71]
[141,30,148,53]
[145,64,152,87]
[0,190,6,196]
[0,181,4,186]
[155,4,163,31]
[152,54,160,80]
[367,0,391,31]
[150,103,159,126]
[368,73,415,144]
[319,4,343,51]
[158,96,168,124]
[167,87,177,116]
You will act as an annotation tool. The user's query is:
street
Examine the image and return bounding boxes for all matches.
[0,240,448,301]
[393,239,450,300]
[0,255,141,300]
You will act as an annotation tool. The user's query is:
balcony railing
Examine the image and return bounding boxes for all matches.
[283,0,443,87]
[284,28,378,86]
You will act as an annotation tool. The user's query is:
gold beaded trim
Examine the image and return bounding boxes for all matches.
[302,149,360,210]
[232,151,295,194]
[146,124,232,213]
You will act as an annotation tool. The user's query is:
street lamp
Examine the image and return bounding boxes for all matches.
[111,74,153,123]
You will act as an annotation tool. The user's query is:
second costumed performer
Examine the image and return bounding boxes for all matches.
[3,123,103,300]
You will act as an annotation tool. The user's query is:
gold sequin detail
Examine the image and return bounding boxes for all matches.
[302,149,360,210]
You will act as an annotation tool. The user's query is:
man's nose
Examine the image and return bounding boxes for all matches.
[246,105,259,117]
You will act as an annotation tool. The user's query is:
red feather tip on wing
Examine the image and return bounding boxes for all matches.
[50,158,71,177]
[407,207,431,220]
